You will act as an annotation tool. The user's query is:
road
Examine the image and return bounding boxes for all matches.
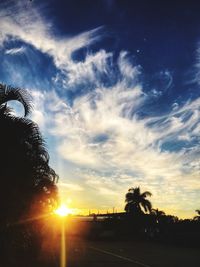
[64,235,199,267]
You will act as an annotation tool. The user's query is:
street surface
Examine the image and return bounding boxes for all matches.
[63,235,199,267]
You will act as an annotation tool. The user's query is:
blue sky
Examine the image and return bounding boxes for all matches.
[0,0,200,218]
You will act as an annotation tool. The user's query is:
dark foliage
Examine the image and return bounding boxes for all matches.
[0,84,59,266]
[194,209,200,221]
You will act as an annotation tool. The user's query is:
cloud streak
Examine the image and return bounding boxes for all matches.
[0,0,199,218]
[0,1,104,90]
[30,74,200,217]
[5,46,26,55]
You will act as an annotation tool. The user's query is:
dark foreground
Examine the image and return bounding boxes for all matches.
[64,235,199,267]
[2,216,200,266]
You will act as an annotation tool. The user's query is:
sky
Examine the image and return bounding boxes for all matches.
[0,0,199,218]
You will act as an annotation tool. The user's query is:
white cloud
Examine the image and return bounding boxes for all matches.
[0,1,104,89]
[0,1,199,217]
[29,79,200,216]
[58,182,84,192]
[66,50,112,87]
[5,46,26,55]
[25,41,199,213]
[118,51,141,81]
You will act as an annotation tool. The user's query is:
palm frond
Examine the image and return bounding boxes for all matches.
[151,208,165,216]
[194,215,200,221]
[125,192,133,202]
[141,191,152,198]
[0,84,32,116]
[195,209,200,215]
[128,187,134,193]
[134,187,140,195]
[141,199,152,213]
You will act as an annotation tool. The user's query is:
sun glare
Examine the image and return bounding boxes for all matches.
[54,204,71,217]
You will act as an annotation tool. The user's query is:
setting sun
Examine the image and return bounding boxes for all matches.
[54,204,72,217]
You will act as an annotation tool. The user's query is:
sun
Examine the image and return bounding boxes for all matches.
[54,204,72,217]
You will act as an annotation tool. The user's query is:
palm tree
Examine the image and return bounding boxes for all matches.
[0,84,59,265]
[125,187,152,214]
[151,208,165,224]
[151,208,165,217]
[194,209,200,221]
[0,84,58,223]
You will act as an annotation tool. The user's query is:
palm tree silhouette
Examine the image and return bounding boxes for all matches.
[0,84,58,224]
[125,187,152,214]
[194,209,200,221]
[151,208,165,224]
[151,208,165,217]
[0,84,59,265]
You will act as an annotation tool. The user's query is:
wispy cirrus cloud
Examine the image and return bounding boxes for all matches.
[0,1,104,88]
[30,69,200,217]
[0,0,199,218]
[5,46,26,55]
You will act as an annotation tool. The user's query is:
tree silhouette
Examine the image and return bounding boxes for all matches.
[150,208,165,225]
[194,209,200,221]
[125,187,152,214]
[0,84,58,265]
[151,208,165,217]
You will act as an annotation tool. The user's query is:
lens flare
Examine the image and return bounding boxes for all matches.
[54,204,69,267]
[55,204,71,217]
